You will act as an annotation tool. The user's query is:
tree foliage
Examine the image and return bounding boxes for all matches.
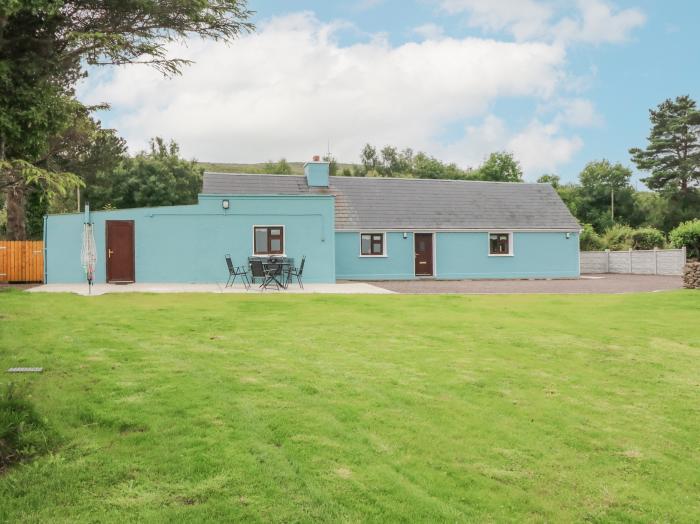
[263,158,293,175]
[86,138,202,210]
[537,174,560,188]
[630,95,700,193]
[631,227,665,250]
[1,0,253,238]
[579,224,604,251]
[669,219,700,259]
[572,160,639,232]
[473,152,523,182]
[602,224,635,251]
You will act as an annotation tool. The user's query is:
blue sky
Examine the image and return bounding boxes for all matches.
[83,0,700,184]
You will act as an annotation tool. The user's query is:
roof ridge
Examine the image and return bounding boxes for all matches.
[204,172,546,186]
[330,176,543,185]
[204,171,304,178]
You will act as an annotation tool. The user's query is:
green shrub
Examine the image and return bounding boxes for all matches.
[631,227,666,250]
[579,224,605,250]
[0,383,53,471]
[602,224,634,251]
[669,219,700,259]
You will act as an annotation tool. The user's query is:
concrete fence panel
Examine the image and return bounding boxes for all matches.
[580,248,686,276]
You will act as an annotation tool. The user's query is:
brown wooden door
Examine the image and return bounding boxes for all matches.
[106,221,135,283]
[414,233,433,276]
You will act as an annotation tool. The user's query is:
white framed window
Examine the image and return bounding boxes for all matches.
[360,232,386,256]
[488,232,513,256]
[253,226,284,255]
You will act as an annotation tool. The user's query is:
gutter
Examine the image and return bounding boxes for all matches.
[43,215,48,284]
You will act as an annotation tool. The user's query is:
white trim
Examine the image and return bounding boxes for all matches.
[359,231,387,257]
[414,232,436,277]
[487,231,514,257]
[252,225,285,256]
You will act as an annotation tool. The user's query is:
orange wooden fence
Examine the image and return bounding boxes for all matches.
[0,241,44,283]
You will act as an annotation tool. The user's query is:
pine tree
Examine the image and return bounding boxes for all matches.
[630,95,700,193]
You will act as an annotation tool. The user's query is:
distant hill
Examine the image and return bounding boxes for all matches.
[197,161,357,175]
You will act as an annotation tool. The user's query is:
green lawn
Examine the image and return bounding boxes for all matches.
[1,290,699,522]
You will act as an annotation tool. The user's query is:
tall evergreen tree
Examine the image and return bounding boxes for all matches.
[630,95,700,193]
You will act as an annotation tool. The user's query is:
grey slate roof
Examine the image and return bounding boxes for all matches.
[202,172,580,230]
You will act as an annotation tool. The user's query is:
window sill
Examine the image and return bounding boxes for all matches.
[252,254,287,257]
[488,253,514,257]
[358,254,388,258]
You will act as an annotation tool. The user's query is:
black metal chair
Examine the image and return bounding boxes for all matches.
[286,256,305,289]
[225,255,250,289]
[249,259,267,287]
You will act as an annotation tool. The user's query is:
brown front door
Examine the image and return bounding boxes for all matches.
[106,220,135,283]
[414,233,433,276]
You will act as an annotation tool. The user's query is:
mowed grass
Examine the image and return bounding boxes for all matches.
[0,290,699,523]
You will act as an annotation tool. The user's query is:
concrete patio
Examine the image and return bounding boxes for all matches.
[26,282,395,296]
[22,274,685,296]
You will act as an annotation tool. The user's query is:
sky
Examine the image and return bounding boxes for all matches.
[78,0,700,184]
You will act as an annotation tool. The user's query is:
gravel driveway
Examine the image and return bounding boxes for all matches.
[369,274,684,294]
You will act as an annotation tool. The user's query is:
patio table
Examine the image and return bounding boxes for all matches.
[262,259,292,290]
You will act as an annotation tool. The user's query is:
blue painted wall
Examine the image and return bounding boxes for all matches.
[335,231,579,280]
[435,232,579,279]
[336,232,415,280]
[45,194,335,284]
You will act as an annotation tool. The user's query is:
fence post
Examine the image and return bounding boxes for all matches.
[605,249,610,273]
[682,246,687,264]
[628,248,633,274]
[654,247,658,275]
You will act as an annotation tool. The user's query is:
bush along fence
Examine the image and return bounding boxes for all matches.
[580,247,686,276]
[683,262,700,289]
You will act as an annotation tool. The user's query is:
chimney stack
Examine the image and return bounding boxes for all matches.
[304,155,330,187]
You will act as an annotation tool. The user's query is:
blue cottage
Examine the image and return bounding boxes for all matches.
[44,159,581,283]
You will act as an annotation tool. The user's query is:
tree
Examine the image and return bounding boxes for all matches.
[413,153,447,179]
[630,95,700,193]
[474,152,523,182]
[360,144,378,173]
[577,160,639,230]
[322,154,338,177]
[537,174,560,188]
[1,0,253,238]
[88,138,202,210]
[263,158,293,175]
[379,146,401,176]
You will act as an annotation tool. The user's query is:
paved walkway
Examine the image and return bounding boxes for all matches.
[370,274,684,294]
[27,282,394,296]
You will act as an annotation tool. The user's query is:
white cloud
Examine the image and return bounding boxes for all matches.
[79,11,581,173]
[508,120,583,174]
[440,0,552,41]
[413,23,445,40]
[438,0,645,44]
[557,98,602,127]
[437,114,584,178]
[552,0,646,44]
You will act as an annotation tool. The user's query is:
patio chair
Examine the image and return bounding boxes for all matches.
[286,255,305,289]
[225,255,250,289]
[249,259,280,290]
